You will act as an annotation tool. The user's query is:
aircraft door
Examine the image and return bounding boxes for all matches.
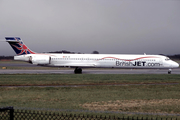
[159,58,163,67]
[49,57,51,64]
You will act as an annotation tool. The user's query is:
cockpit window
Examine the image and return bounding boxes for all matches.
[165,57,170,61]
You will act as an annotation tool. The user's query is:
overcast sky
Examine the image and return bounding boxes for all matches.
[0,0,180,56]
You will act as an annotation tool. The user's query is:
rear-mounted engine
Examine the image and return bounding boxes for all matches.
[29,55,51,65]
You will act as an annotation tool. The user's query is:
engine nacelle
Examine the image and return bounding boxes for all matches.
[29,55,50,65]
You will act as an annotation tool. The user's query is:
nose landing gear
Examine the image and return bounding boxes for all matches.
[168,69,171,74]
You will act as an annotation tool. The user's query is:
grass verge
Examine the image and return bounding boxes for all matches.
[0,74,180,86]
[0,74,180,119]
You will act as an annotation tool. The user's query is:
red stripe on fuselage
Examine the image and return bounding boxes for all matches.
[97,56,159,61]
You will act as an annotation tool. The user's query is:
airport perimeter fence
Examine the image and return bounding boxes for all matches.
[0,107,178,120]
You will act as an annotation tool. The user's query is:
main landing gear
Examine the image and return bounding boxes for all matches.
[74,67,82,74]
[168,69,172,74]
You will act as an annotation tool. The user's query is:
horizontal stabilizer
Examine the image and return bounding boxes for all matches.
[5,37,21,43]
[6,40,20,43]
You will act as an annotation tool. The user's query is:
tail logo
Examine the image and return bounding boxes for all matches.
[11,42,35,55]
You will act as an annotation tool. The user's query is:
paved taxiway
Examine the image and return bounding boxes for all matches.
[0,62,180,74]
[0,69,180,74]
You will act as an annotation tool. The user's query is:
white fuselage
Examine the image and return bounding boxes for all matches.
[14,53,179,69]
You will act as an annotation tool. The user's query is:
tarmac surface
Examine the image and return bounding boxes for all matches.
[0,68,180,74]
[0,62,180,74]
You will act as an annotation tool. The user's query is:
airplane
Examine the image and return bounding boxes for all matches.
[5,37,179,74]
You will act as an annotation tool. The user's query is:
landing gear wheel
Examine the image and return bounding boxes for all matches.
[29,56,32,64]
[74,67,82,74]
[168,69,172,74]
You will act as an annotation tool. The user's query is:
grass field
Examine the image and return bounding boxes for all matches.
[0,74,180,119]
[0,74,180,85]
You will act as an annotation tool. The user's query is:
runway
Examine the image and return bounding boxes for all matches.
[0,68,180,74]
[0,62,180,74]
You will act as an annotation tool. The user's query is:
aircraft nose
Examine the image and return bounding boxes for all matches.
[172,61,179,68]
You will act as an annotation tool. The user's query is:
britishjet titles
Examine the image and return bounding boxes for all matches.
[116,61,160,67]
